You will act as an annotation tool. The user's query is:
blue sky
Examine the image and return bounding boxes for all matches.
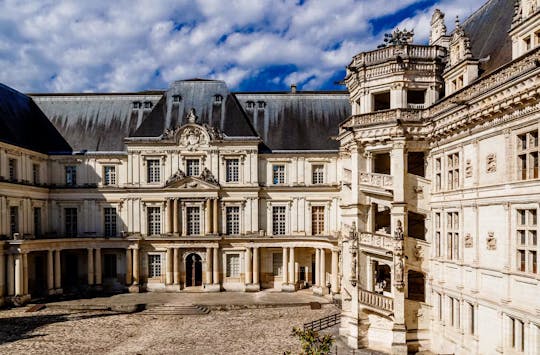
[0,0,487,93]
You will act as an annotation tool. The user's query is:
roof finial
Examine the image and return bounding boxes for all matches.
[186,108,197,123]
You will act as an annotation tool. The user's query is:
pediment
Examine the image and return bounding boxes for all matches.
[166,176,219,189]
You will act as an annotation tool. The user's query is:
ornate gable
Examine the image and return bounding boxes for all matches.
[160,108,223,150]
[165,168,219,189]
[448,17,473,67]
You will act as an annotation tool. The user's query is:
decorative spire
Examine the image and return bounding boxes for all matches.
[377,28,414,48]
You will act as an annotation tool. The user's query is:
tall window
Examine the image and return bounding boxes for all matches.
[447,212,459,260]
[272,253,283,276]
[147,207,161,235]
[148,254,162,278]
[226,159,239,182]
[147,160,160,183]
[65,166,77,186]
[311,206,325,235]
[9,206,18,236]
[32,163,40,184]
[509,316,525,352]
[187,207,200,235]
[466,302,475,335]
[104,207,117,237]
[447,153,459,190]
[103,166,116,185]
[64,208,77,237]
[448,296,460,328]
[272,164,285,184]
[435,158,441,191]
[186,159,200,177]
[33,207,41,237]
[226,206,240,235]
[226,254,240,277]
[517,209,537,273]
[437,292,443,320]
[434,212,442,257]
[8,159,17,181]
[272,206,286,235]
[518,130,539,180]
[312,165,324,184]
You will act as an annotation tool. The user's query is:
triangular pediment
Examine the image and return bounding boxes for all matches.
[166,176,219,189]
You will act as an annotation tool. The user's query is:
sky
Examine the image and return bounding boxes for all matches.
[0,0,488,93]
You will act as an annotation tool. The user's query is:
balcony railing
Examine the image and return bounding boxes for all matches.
[359,289,394,313]
[359,172,393,190]
[407,103,425,109]
[359,232,395,252]
[351,45,446,67]
[342,108,423,128]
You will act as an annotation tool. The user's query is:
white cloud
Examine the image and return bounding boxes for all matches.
[0,0,493,93]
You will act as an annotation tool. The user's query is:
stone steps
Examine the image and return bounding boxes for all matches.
[142,304,210,316]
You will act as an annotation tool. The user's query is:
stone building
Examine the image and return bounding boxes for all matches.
[0,0,539,354]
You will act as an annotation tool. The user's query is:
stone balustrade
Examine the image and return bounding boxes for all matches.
[342,108,423,128]
[359,232,395,252]
[351,45,446,67]
[358,172,394,190]
[359,289,394,312]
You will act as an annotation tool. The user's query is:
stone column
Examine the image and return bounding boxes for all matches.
[206,247,212,284]
[282,247,288,284]
[320,249,326,288]
[22,252,28,295]
[213,198,219,234]
[315,248,320,286]
[0,252,5,298]
[173,248,180,285]
[331,250,339,294]
[125,249,132,285]
[253,247,259,284]
[173,199,179,234]
[14,254,22,296]
[87,248,95,286]
[7,254,14,296]
[289,247,295,285]
[132,248,139,285]
[205,200,212,235]
[95,248,102,286]
[54,250,61,290]
[245,247,252,284]
[213,247,219,285]
[47,250,54,293]
[166,248,173,285]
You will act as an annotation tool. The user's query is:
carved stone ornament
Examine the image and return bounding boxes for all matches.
[394,258,404,290]
[394,220,404,240]
[486,232,496,250]
[486,153,496,173]
[179,127,208,150]
[186,108,197,123]
[199,168,219,186]
[166,169,186,185]
[348,222,359,287]
[465,159,473,178]
[414,245,424,261]
[464,233,473,248]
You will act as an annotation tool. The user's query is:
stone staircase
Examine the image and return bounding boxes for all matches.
[141,304,210,316]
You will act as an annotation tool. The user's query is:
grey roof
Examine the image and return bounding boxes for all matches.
[0,83,71,154]
[235,92,350,151]
[462,0,514,75]
[131,80,258,138]
[32,93,163,151]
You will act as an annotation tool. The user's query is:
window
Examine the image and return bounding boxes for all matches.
[437,292,443,320]
[448,296,460,329]
[226,159,239,182]
[147,159,160,183]
[524,35,532,51]
[148,254,162,278]
[272,253,283,276]
[516,209,537,273]
[311,206,325,235]
[272,206,286,235]
[104,207,117,237]
[435,158,441,191]
[447,212,460,260]
[143,101,153,109]
[246,101,255,109]
[434,212,442,257]
[33,207,41,237]
[186,159,200,177]
[103,166,116,186]
[517,130,539,180]
[466,302,475,335]
[226,254,240,277]
[8,159,16,181]
[65,166,77,186]
[226,206,240,235]
[64,208,77,237]
[9,206,18,236]
[132,101,142,109]
[447,153,459,190]
[32,164,40,184]
[104,254,117,278]
[509,316,525,352]
[257,101,266,109]
[147,207,161,235]
[272,164,285,184]
[187,207,200,235]
[312,165,324,184]
[172,95,182,102]
[214,95,223,104]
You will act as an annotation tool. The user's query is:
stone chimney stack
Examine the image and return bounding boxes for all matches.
[290,83,297,94]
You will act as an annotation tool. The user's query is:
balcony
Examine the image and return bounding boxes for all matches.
[407,103,425,109]
[341,108,423,129]
[351,45,446,67]
[359,289,394,314]
[359,232,395,252]
[359,172,393,196]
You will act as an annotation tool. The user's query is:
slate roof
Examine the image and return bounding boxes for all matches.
[0,83,71,154]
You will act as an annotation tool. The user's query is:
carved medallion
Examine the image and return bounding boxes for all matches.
[465,159,472,178]
[486,153,496,173]
[464,233,473,248]
[486,232,496,250]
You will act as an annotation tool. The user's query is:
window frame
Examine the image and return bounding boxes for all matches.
[104,207,117,237]
[311,164,325,185]
[187,206,201,235]
[516,208,538,274]
[225,206,240,235]
[146,159,161,184]
[272,205,287,235]
[225,253,240,277]
[147,206,161,236]
[64,207,78,237]
[225,158,239,183]
[517,129,539,181]
[148,254,162,278]
[186,159,200,177]
[65,165,77,186]
[311,205,325,235]
[272,164,285,185]
[103,165,117,186]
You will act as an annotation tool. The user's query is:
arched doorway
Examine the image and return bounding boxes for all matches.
[185,253,202,287]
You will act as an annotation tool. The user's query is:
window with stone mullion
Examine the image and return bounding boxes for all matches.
[446,212,459,260]
[517,130,539,180]
[516,208,537,274]
[272,206,286,235]
[226,206,240,235]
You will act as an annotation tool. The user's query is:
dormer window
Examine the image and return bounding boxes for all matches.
[144,101,153,109]
[132,101,142,109]
[172,95,182,103]
[246,101,255,109]
[214,95,223,104]
[257,101,266,109]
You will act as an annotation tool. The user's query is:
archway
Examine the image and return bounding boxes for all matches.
[185,253,202,287]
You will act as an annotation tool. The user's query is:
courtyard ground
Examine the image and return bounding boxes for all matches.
[0,290,360,355]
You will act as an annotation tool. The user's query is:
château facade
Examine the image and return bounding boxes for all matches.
[0,0,539,354]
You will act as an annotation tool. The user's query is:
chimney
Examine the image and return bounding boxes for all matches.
[290,83,297,94]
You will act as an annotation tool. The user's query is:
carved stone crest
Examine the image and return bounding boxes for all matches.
[464,233,473,248]
[486,153,496,173]
[486,232,496,250]
[179,127,208,150]
[465,159,472,178]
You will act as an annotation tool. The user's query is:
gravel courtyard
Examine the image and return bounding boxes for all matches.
[0,304,340,355]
